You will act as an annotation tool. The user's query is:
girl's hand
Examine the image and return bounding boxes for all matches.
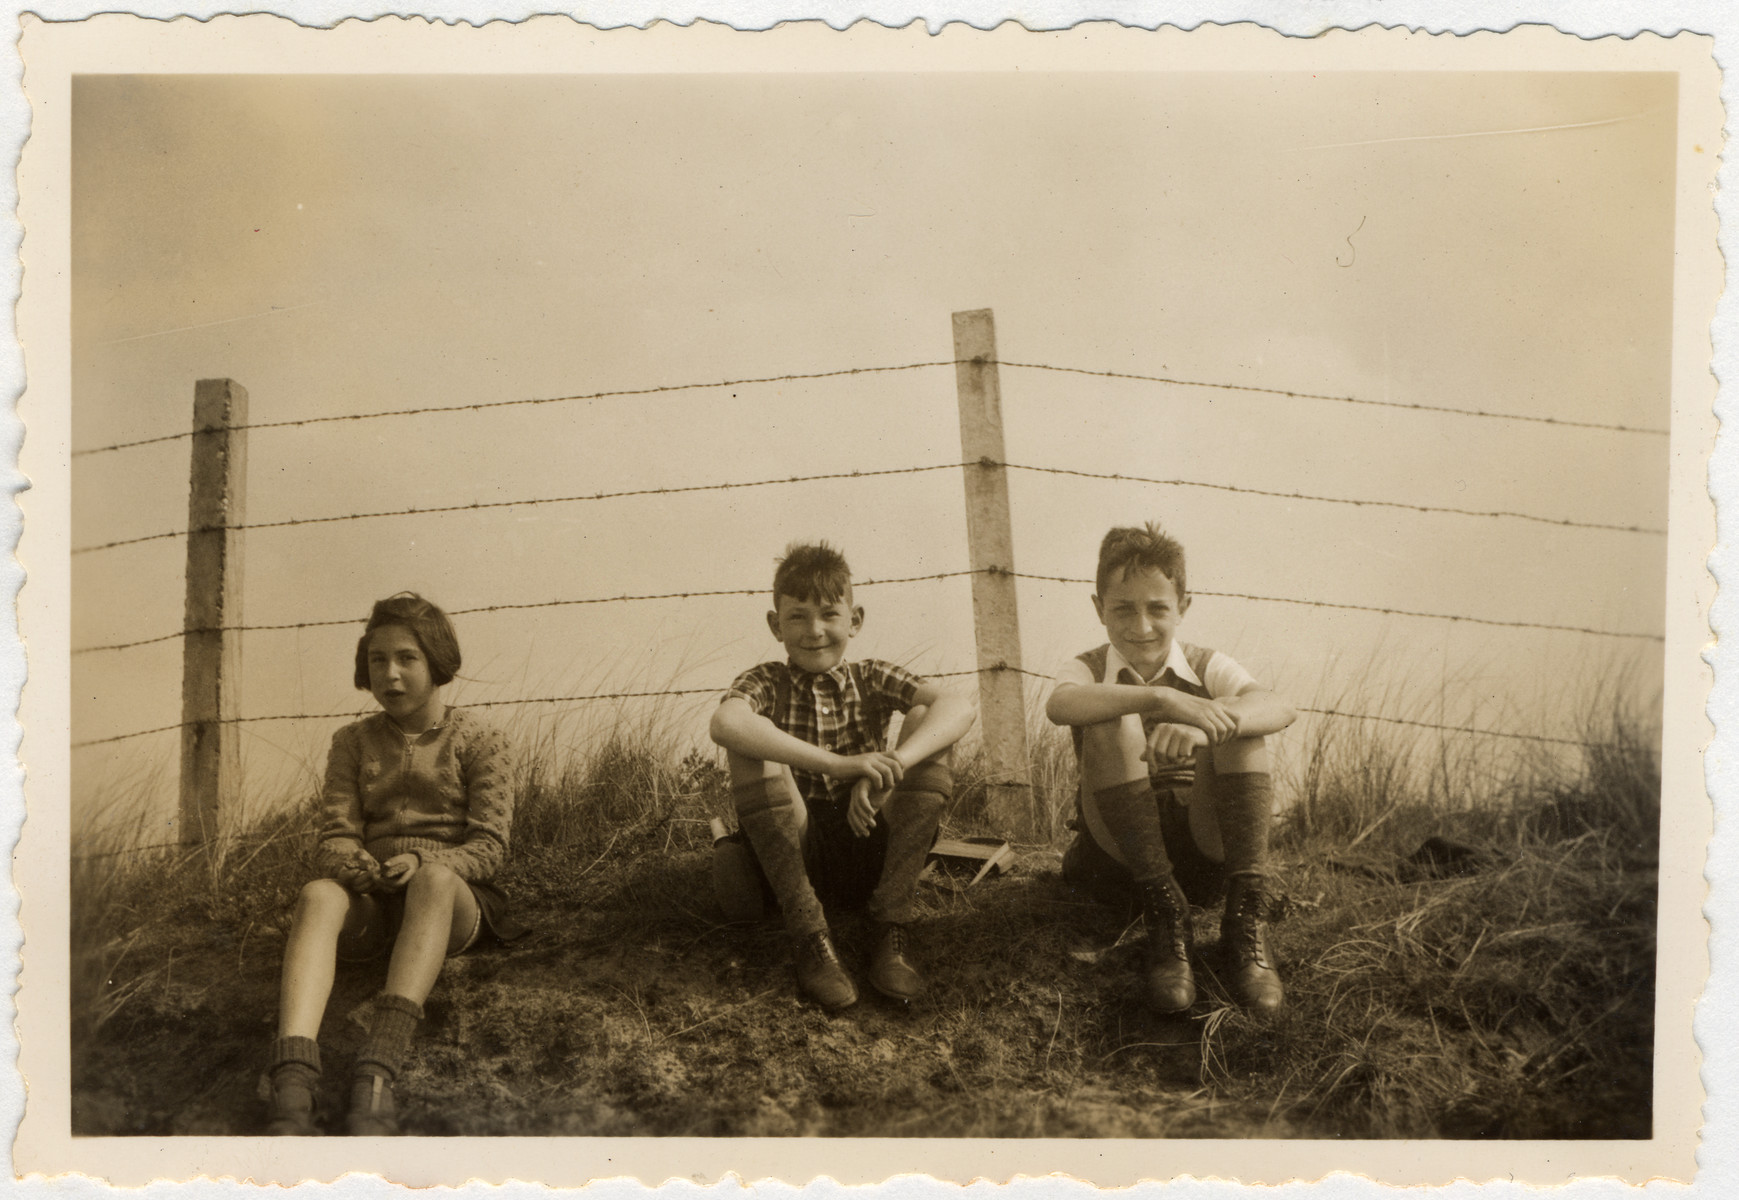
[1144,722,1209,764]
[379,853,420,890]
[832,751,905,791]
[337,850,385,893]
[848,778,891,838]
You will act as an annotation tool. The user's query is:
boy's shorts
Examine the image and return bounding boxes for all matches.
[335,879,522,963]
[722,799,935,914]
[1061,789,1226,910]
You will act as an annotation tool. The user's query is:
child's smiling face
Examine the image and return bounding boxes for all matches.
[1093,566,1190,680]
[366,624,441,730]
[767,588,862,674]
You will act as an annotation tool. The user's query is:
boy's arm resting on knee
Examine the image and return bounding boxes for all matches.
[1045,681,1202,727]
[710,696,841,776]
[1222,687,1297,739]
[895,682,977,769]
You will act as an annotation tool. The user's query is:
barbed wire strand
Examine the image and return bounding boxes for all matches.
[996,361,1670,437]
[73,663,1617,752]
[71,463,970,555]
[71,361,961,458]
[996,570,1664,643]
[72,566,1661,657]
[74,357,1667,460]
[993,461,1665,536]
[70,571,986,655]
[71,452,1665,557]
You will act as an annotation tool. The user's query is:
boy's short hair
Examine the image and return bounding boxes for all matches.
[773,541,853,606]
[353,592,462,689]
[1095,522,1188,599]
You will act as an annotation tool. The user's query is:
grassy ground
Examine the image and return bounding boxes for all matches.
[70,709,1658,1139]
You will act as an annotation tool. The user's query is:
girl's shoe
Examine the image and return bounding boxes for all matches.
[346,1068,399,1136]
[265,1036,322,1136]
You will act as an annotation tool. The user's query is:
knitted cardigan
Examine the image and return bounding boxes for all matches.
[316,707,514,883]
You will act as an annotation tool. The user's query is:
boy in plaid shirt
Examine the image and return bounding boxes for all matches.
[710,542,977,1008]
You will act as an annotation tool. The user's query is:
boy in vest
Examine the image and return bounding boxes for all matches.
[1046,523,1297,1014]
[710,541,978,1009]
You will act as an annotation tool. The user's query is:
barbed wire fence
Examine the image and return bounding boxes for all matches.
[71,311,1665,859]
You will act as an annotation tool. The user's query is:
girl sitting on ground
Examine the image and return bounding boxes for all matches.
[264,592,524,1136]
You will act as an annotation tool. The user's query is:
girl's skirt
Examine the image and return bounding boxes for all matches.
[336,879,528,963]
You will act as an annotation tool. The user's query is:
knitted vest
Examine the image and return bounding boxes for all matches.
[1069,641,1217,794]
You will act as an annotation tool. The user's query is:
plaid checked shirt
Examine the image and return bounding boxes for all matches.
[724,658,924,809]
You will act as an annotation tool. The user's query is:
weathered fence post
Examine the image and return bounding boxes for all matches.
[178,379,248,854]
[952,309,1034,829]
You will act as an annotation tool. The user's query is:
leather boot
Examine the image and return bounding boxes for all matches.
[1136,873,1196,1014]
[793,928,858,1010]
[346,993,421,1135]
[868,922,925,1002]
[1222,873,1284,1013]
[265,1036,321,1136]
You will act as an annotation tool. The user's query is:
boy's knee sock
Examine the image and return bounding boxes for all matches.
[1093,778,1174,883]
[1213,771,1275,879]
[356,993,423,1082]
[733,776,826,937]
[867,787,945,925]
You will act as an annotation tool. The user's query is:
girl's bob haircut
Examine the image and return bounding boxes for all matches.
[353,592,462,690]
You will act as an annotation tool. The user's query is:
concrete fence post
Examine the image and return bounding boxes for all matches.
[951,309,1034,829]
[178,379,248,854]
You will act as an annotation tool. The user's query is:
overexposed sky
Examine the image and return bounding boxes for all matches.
[70,71,1675,830]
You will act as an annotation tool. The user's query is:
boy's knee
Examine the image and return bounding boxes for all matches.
[732,773,798,817]
[896,756,952,798]
[1081,717,1145,767]
[725,750,782,788]
[1213,736,1269,775]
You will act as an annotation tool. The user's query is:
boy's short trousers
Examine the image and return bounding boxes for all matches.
[722,799,938,914]
[335,879,521,963]
[1061,789,1226,910]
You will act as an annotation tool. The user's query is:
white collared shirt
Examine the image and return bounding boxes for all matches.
[1051,639,1256,698]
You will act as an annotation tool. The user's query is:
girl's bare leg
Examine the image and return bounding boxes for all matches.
[278,878,368,1041]
[382,862,479,1006]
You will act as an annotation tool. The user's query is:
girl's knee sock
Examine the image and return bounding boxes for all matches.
[1093,778,1174,883]
[732,776,826,937]
[867,787,945,925]
[1213,771,1275,878]
[356,992,424,1082]
[271,1035,321,1082]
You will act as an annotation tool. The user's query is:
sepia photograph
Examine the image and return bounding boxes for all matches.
[14,14,1719,1188]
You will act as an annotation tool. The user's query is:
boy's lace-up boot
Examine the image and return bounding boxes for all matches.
[1136,873,1197,1014]
[346,993,422,1136]
[868,922,925,1002]
[794,929,859,1010]
[265,1036,322,1136]
[1221,873,1284,1013]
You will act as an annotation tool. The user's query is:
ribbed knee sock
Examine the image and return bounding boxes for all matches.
[356,992,423,1081]
[733,776,826,937]
[1092,778,1173,883]
[270,1035,321,1089]
[868,788,944,924]
[1213,771,1275,878]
